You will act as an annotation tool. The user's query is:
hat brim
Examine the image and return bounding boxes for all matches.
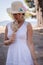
[7,8,25,14]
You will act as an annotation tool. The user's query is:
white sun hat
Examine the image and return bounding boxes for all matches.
[7,1,27,14]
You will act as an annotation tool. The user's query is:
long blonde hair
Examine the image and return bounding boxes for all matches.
[11,20,19,33]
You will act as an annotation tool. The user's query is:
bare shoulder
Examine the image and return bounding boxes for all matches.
[5,22,11,32]
[27,22,33,44]
[27,22,33,31]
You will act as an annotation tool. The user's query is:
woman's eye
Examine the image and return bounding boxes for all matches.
[18,13,21,15]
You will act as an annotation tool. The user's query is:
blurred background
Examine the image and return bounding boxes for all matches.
[0,0,43,65]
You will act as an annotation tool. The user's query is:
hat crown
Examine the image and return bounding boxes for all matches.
[11,1,24,11]
[7,1,27,14]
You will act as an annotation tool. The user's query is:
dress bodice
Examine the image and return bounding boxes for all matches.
[7,21,28,44]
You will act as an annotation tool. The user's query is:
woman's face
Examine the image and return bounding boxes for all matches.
[13,13,24,22]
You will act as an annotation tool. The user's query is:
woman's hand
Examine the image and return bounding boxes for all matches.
[4,33,16,45]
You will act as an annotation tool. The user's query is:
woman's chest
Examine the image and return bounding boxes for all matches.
[7,22,27,39]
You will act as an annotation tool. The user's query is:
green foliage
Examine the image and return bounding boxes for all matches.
[24,0,35,8]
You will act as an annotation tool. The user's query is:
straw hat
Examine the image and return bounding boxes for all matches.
[7,1,27,14]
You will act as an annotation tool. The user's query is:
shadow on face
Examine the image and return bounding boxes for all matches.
[12,13,25,21]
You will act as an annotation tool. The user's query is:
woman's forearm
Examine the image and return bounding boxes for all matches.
[27,41,38,65]
[27,38,37,60]
[4,39,12,45]
[30,44,37,60]
[29,43,37,60]
[30,43,39,65]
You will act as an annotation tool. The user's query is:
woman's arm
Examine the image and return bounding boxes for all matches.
[4,26,11,45]
[4,26,9,40]
[4,26,16,45]
[27,23,39,65]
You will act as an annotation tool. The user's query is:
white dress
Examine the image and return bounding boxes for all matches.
[6,21,34,65]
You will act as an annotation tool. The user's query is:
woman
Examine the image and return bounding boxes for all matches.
[4,1,39,65]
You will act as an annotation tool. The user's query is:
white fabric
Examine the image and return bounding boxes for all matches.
[6,21,34,65]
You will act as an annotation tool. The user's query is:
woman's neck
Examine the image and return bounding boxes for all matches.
[14,19,24,27]
[18,19,24,24]
[18,20,25,28]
